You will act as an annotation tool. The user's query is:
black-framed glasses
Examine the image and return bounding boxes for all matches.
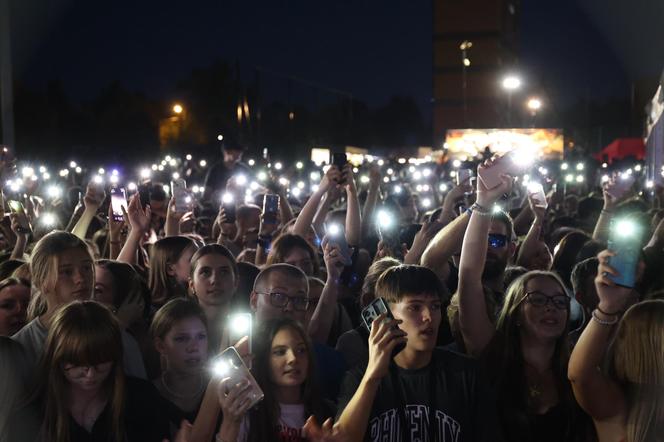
[525,292,570,310]
[488,233,508,249]
[257,292,309,312]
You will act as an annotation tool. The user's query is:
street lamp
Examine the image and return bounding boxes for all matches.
[460,40,473,125]
[527,98,542,112]
[502,75,521,127]
[173,104,183,114]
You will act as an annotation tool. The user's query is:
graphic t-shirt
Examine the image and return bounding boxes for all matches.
[236,403,307,442]
[336,348,500,442]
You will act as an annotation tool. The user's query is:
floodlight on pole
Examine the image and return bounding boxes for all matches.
[527,98,542,111]
[502,76,521,91]
[173,104,183,114]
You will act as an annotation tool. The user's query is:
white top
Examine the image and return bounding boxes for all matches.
[233,403,306,442]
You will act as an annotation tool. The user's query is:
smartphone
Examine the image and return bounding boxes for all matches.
[222,193,236,223]
[456,168,474,186]
[607,219,642,288]
[326,224,352,266]
[331,152,347,170]
[262,194,279,225]
[171,179,191,213]
[477,151,523,190]
[211,347,263,408]
[138,184,150,208]
[8,200,23,214]
[527,182,548,209]
[110,186,127,222]
[262,148,269,160]
[227,313,253,356]
[361,298,406,355]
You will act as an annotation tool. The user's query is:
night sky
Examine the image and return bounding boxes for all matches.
[8,0,664,122]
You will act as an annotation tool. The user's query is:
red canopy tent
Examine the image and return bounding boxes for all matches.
[594,138,645,163]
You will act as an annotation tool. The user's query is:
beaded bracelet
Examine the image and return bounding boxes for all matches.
[596,305,622,317]
[591,309,619,326]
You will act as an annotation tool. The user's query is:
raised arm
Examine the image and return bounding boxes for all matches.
[437,179,472,226]
[308,240,344,343]
[403,219,443,265]
[107,203,125,260]
[117,195,151,265]
[71,182,105,240]
[293,167,339,238]
[568,250,628,420]
[457,162,512,356]
[420,211,470,280]
[335,314,406,442]
[593,177,626,242]
[9,212,31,260]
[516,193,546,267]
[342,164,361,246]
[361,166,381,242]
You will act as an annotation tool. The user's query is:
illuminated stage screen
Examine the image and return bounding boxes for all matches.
[444,129,564,160]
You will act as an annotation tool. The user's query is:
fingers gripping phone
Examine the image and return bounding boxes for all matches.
[262,194,279,225]
[325,224,352,266]
[477,151,524,190]
[211,347,264,408]
[361,298,406,356]
[607,219,642,288]
[110,186,127,222]
[331,152,347,184]
[171,179,192,213]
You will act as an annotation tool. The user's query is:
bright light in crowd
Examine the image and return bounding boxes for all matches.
[416,185,423,192]
[158,165,165,171]
[161,160,167,166]
[422,184,430,192]
[383,177,390,183]
[167,159,175,167]
[502,75,521,90]
[295,161,303,170]
[561,163,569,171]
[235,175,247,186]
[493,205,503,214]
[274,162,283,170]
[192,185,200,194]
[250,181,259,191]
[452,160,462,168]
[140,168,151,179]
[42,172,50,180]
[291,187,301,197]
[360,175,370,184]
[217,134,224,141]
[110,175,119,184]
[310,171,321,181]
[279,177,289,186]
[527,98,542,111]
[222,193,233,204]
[41,213,57,227]
[393,185,402,194]
[635,164,642,172]
[93,175,103,184]
[311,185,319,192]
[9,181,20,192]
[186,154,192,161]
[258,171,267,181]
[377,159,384,166]
[527,182,543,194]
[423,169,432,177]
[408,166,416,173]
[615,219,636,237]
[69,161,77,168]
[297,181,305,189]
[47,185,62,198]
[646,180,654,188]
[576,163,584,171]
[510,148,535,167]
[212,359,230,377]
[21,167,34,178]
[539,167,548,176]
[576,175,584,183]
[128,182,137,191]
[620,172,630,180]
[413,171,422,181]
[165,155,172,161]
[59,169,69,177]
[327,224,341,236]
[162,185,170,195]
[450,171,457,178]
[398,158,406,164]
[602,163,608,168]
[387,168,394,175]
[172,172,180,180]
[248,159,255,166]
[421,198,432,208]
[601,175,610,183]
[199,160,207,168]
[98,168,105,175]
[39,166,47,173]
[173,104,183,114]
[377,210,393,229]
[565,174,573,182]
[439,183,448,192]
[626,168,633,175]
[151,164,158,171]
[353,167,359,174]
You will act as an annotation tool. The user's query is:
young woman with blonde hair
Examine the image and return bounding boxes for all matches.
[569,249,664,442]
[35,301,169,441]
[148,236,197,309]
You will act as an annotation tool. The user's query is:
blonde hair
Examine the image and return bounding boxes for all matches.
[29,231,92,319]
[39,301,124,442]
[148,236,196,305]
[609,300,664,442]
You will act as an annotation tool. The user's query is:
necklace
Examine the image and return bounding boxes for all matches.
[160,372,205,400]
[525,363,552,399]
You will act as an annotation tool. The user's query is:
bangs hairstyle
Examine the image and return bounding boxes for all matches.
[190,244,238,279]
[151,298,208,340]
[148,236,196,304]
[609,300,664,442]
[40,301,124,442]
[266,234,320,276]
[375,264,448,304]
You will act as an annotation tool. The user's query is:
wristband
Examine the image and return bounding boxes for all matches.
[469,202,491,216]
[591,310,619,326]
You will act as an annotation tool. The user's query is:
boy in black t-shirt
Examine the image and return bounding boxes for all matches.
[335,265,500,442]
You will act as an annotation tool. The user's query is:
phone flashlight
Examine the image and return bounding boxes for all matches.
[327,223,342,237]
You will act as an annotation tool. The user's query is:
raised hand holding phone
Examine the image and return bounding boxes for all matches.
[476,157,514,208]
[364,312,407,381]
[595,249,635,314]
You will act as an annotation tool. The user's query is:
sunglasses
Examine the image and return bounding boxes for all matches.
[488,234,508,249]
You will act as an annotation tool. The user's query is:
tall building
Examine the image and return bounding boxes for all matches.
[433,0,520,144]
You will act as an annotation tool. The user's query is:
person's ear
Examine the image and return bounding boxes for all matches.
[188,278,195,295]
[249,291,258,312]
[154,337,165,354]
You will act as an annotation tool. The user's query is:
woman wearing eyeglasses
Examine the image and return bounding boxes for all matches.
[456,158,593,442]
[35,301,170,442]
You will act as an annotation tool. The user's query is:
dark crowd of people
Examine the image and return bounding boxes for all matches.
[0,140,663,442]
